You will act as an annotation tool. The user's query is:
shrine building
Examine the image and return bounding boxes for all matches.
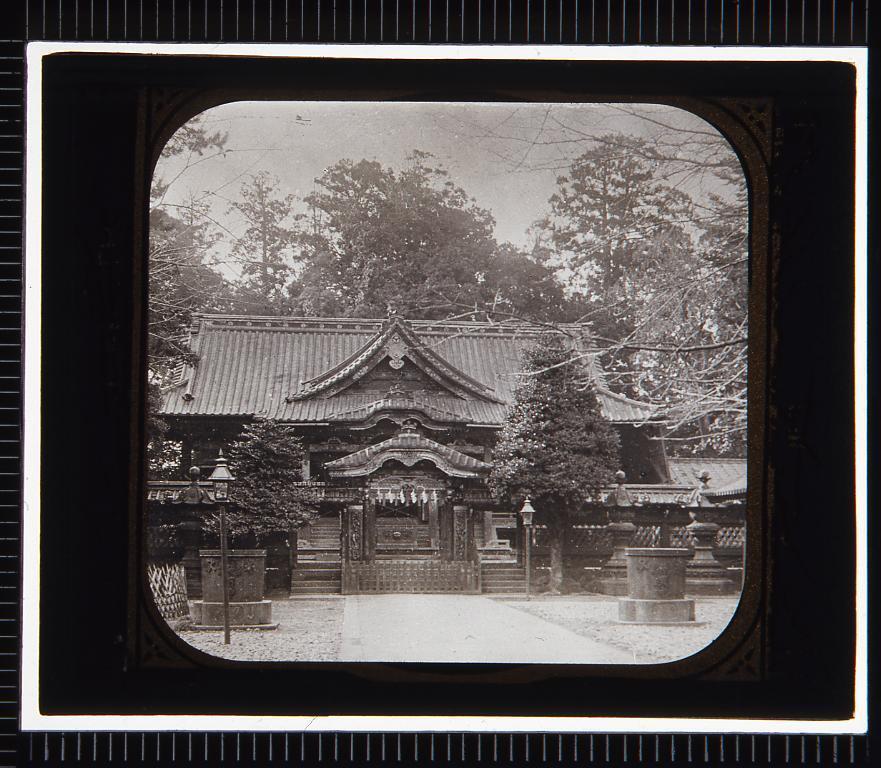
[149,312,745,595]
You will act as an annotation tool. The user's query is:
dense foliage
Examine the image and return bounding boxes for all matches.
[490,336,620,592]
[148,116,235,383]
[289,152,581,322]
[225,419,319,537]
[537,136,747,456]
[146,381,182,480]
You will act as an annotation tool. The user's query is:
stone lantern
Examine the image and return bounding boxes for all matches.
[598,471,637,596]
[519,497,535,597]
[191,450,278,635]
[685,511,735,595]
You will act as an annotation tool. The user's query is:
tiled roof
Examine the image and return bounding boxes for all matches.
[324,429,491,478]
[291,315,504,403]
[666,458,746,490]
[701,477,748,501]
[161,314,656,425]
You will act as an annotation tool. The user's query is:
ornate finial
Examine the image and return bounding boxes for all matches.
[401,418,418,433]
[175,464,213,506]
[699,469,711,488]
[609,470,631,507]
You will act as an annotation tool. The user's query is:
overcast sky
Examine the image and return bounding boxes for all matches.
[155,101,742,254]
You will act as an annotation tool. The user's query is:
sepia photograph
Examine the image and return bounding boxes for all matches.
[144,100,748,666]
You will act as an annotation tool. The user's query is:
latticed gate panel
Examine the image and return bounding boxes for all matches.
[147,562,190,620]
[343,561,479,593]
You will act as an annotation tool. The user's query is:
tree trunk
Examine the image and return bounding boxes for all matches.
[548,527,565,594]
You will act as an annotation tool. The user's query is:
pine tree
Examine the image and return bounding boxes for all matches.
[489,336,620,593]
[225,419,319,539]
[229,172,299,314]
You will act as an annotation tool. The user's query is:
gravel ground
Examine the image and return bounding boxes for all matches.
[174,598,344,662]
[171,594,737,664]
[501,596,739,664]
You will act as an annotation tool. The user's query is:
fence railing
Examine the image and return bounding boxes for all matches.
[532,504,746,565]
[342,560,480,594]
[147,562,190,620]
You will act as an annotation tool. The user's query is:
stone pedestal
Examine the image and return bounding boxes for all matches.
[618,547,695,624]
[178,520,204,599]
[192,549,278,630]
[191,600,275,628]
[597,521,636,595]
[727,566,744,592]
[685,521,736,595]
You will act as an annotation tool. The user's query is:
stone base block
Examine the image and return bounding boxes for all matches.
[685,577,736,596]
[618,597,696,624]
[727,567,744,591]
[596,577,629,596]
[191,600,275,629]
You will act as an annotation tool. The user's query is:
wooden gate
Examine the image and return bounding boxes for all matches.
[341,499,480,593]
[342,560,480,594]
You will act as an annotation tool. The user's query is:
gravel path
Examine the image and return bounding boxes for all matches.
[171,595,738,664]
[339,594,631,664]
[501,596,739,663]
[175,598,344,661]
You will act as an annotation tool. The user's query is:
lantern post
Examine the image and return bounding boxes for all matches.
[519,498,535,599]
[208,450,236,645]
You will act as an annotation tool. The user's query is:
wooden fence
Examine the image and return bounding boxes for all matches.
[342,560,480,594]
[147,562,190,620]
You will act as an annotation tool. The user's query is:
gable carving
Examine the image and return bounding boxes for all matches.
[286,315,504,404]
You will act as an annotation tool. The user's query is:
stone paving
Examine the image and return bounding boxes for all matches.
[338,594,632,664]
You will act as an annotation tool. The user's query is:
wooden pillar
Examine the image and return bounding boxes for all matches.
[438,500,452,560]
[482,510,495,545]
[343,504,364,561]
[452,505,469,561]
[363,499,376,562]
[428,490,440,548]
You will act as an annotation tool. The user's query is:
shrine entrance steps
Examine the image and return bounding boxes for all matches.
[480,562,528,594]
[297,517,342,567]
[290,561,341,595]
[290,561,527,595]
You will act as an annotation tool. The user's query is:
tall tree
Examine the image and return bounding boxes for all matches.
[489,337,620,593]
[149,116,235,382]
[538,136,747,456]
[149,196,233,382]
[540,134,693,299]
[290,151,578,322]
[228,171,299,315]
